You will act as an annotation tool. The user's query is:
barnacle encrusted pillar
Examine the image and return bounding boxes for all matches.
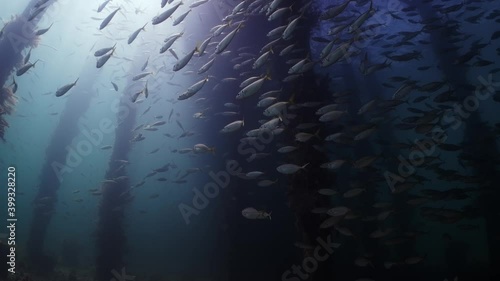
[0,0,53,140]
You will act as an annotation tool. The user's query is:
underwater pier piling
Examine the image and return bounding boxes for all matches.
[95,68,139,281]
[274,3,336,280]
[26,60,98,275]
[0,0,54,140]
[406,1,499,278]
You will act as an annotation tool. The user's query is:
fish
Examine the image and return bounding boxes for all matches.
[318,188,337,196]
[282,14,302,40]
[257,179,278,187]
[131,89,146,103]
[173,9,191,26]
[94,43,116,57]
[277,146,298,153]
[152,1,183,25]
[176,120,184,131]
[242,207,271,220]
[100,8,121,30]
[295,129,320,142]
[178,77,209,100]
[35,23,53,36]
[220,120,244,133]
[198,57,216,74]
[141,57,149,71]
[97,0,112,13]
[319,110,346,122]
[253,49,273,69]
[189,0,208,8]
[55,78,79,97]
[246,171,265,178]
[111,81,118,91]
[28,6,46,21]
[268,25,287,38]
[161,32,183,53]
[348,0,375,33]
[149,148,160,154]
[236,75,271,99]
[128,22,147,44]
[393,82,417,99]
[10,77,18,93]
[96,47,115,68]
[276,163,309,174]
[17,58,40,76]
[320,160,346,170]
[319,0,354,20]
[173,46,199,71]
[193,143,215,154]
[132,72,153,81]
[215,22,244,54]
[197,36,212,56]
[268,4,293,21]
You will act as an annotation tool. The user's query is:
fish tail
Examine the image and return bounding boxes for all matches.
[314,128,321,139]
[288,91,296,104]
[210,147,216,155]
[268,211,272,220]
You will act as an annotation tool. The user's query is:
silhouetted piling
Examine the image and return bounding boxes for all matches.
[94,69,138,281]
[26,61,98,275]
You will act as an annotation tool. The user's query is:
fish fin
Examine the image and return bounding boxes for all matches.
[314,128,321,139]
[264,68,272,80]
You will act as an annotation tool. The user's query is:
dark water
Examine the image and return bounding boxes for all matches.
[0,0,499,281]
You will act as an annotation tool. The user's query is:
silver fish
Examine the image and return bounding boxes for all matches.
[56,78,79,97]
[242,207,271,220]
[173,9,191,26]
[276,163,309,174]
[16,60,39,76]
[132,72,153,81]
[152,2,183,25]
[215,22,244,54]
[97,0,112,13]
[100,8,121,30]
[96,47,115,68]
[198,57,215,74]
[94,43,116,56]
[128,22,147,44]
[173,46,198,71]
[35,23,53,36]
